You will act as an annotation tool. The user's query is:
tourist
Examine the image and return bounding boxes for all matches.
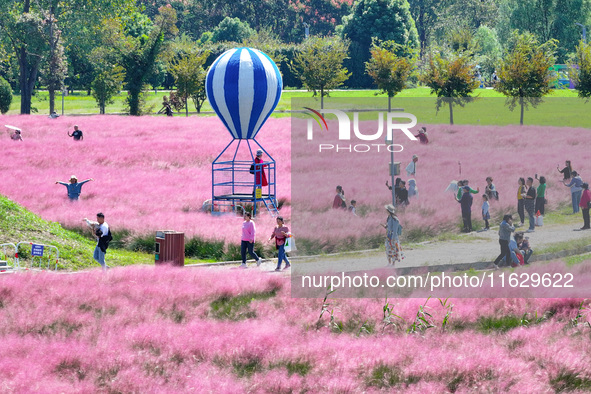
[383,204,403,266]
[459,186,473,232]
[68,125,84,141]
[10,129,23,141]
[415,127,429,144]
[333,185,346,210]
[485,176,498,201]
[240,212,262,268]
[84,212,112,271]
[408,179,418,199]
[348,200,357,216]
[535,175,546,216]
[523,177,537,233]
[269,216,291,271]
[564,171,583,214]
[493,214,515,268]
[55,175,94,200]
[557,160,573,181]
[482,194,490,231]
[579,183,591,230]
[406,155,418,176]
[516,178,526,226]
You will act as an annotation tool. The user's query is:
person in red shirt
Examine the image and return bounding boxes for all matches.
[414,127,429,144]
[254,149,268,187]
[333,185,346,209]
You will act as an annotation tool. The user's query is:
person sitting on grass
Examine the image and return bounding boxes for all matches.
[55,175,94,200]
[10,129,23,141]
[518,233,533,263]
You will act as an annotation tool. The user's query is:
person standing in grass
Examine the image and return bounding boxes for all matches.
[524,177,537,233]
[84,212,111,271]
[269,216,290,271]
[456,180,479,202]
[406,155,418,176]
[414,127,429,144]
[68,125,83,141]
[579,183,591,230]
[459,186,473,232]
[55,175,94,200]
[535,175,546,216]
[241,212,262,268]
[383,204,403,266]
[333,185,346,210]
[516,178,526,226]
[482,194,490,230]
[564,171,583,214]
[493,214,515,269]
[485,177,498,201]
[557,160,573,181]
[10,129,23,141]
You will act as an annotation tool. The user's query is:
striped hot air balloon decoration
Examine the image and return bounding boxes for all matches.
[206,48,283,140]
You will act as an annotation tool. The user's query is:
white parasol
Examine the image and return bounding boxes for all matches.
[4,125,21,131]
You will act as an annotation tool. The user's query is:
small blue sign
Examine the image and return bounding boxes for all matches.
[31,244,44,257]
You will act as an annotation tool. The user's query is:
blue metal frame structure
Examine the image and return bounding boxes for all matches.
[211,139,278,217]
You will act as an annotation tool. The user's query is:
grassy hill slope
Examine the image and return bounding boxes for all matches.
[0,195,151,270]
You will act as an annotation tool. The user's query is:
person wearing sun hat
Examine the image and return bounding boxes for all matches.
[383,204,403,266]
[55,175,94,200]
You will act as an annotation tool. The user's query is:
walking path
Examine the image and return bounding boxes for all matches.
[290,219,591,275]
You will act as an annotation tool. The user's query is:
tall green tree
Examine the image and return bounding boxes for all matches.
[572,40,591,101]
[365,41,415,110]
[290,36,351,109]
[211,17,255,43]
[169,50,210,116]
[113,6,178,116]
[408,0,443,55]
[0,0,135,114]
[341,0,419,88]
[421,50,479,125]
[495,32,556,125]
[89,47,125,114]
[473,26,502,82]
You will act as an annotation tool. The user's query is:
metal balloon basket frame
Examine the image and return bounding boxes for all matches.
[211,138,277,217]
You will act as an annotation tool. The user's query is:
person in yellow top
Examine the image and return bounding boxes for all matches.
[517,177,526,226]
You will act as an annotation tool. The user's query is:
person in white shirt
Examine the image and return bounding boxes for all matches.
[406,154,418,176]
[84,212,111,270]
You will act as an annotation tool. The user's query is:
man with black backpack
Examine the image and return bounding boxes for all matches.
[84,212,112,271]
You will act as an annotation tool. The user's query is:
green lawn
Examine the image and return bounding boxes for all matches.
[5,87,590,127]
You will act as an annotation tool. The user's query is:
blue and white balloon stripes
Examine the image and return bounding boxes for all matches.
[206,48,282,140]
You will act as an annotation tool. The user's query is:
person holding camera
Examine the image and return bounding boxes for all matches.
[84,212,112,271]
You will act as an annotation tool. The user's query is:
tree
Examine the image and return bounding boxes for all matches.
[169,50,210,116]
[89,48,125,114]
[290,36,351,109]
[495,32,557,125]
[572,40,591,101]
[473,26,502,82]
[0,76,12,113]
[211,17,255,43]
[341,0,419,88]
[421,50,479,125]
[365,41,415,110]
[0,0,135,114]
[39,16,67,115]
[408,0,443,55]
[114,6,178,116]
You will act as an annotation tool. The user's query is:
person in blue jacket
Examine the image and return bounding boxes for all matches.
[55,175,93,200]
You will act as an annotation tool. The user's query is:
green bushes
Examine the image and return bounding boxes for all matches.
[0,76,12,114]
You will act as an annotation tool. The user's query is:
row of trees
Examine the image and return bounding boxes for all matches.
[294,32,591,125]
[1,0,590,115]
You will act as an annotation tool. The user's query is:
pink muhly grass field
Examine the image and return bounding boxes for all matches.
[291,119,591,246]
[0,115,290,243]
[1,265,591,392]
